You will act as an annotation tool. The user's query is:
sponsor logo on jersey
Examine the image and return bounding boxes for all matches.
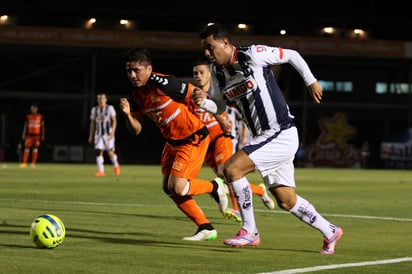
[151,74,169,85]
[222,76,256,101]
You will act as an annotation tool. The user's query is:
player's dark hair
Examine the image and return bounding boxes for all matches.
[124,48,152,66]
[192,53,210,67]
[199,23,231,42]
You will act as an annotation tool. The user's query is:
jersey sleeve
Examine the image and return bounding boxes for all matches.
[108,105,117,117]
[208,67,228,115]
[89,107,95,120]
[250,45,317,86]
[149,73,190,100]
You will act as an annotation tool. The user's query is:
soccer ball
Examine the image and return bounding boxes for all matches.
[29,214,66,248]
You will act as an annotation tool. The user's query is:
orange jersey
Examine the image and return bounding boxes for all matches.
[186,99,233,172]
[129,72,206,141]
[186,99,225,143]
[128,72,209,178]
[25,113,44,135]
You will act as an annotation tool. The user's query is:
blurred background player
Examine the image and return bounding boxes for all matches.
[88,92,120,176]
[225,103,248,152]
[20,103,45,168]
[191,55,274,224]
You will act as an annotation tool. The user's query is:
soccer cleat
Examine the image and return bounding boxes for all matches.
[183,229,217,241]
[224,229,260,247]
[223,208,242,224]
[19,163,27,168]
[321,226,343,254]
[114,165,120,176]
[259,183,275,209]
[31,163,36,168]
[210,178,228,212]
[94,171,106,177]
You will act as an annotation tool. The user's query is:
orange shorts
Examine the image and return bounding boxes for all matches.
[24,135,41,148]
[161,135,210,180]
[204,134,233,172]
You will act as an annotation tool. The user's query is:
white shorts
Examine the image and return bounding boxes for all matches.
[94,135,115,151]
[244,126,298,189]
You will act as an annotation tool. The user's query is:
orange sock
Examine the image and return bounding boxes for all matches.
[22,149,29,164]
[250,182,264,196]
[31,149,38,164]
[170,195,209,226]
[186,178,214,195]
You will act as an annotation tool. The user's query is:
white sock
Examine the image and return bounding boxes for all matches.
[110,154,119,167]
[289,195,334,238]
[231,177,257,234]
[96,156,104,172]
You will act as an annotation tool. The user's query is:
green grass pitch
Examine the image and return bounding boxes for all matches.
[1,163,411,273]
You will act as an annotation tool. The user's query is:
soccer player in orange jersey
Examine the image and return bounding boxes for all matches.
[119,48,228,241]
[191,56,275,225]
[20,104,45,168]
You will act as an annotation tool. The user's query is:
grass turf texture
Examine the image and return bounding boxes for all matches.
[1,163,411,273]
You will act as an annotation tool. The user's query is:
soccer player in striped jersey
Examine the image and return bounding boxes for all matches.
[20,104,45,168]
[225,104,247,152]
[119,48,228,241]
[191,56,275,225]
[193,23,343,254]
[88,93,120,176]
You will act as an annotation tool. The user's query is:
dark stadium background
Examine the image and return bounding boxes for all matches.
[1,1,411,168]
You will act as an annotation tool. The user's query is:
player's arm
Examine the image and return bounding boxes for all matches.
[149,73,189,100]
[41,119,45,141]
[214,114,232,136]
[239,122,249,147]
[21,120,27,140]
[280,48,323,103]
[109,114,117,140]
[88,116,95,144]
[119,97,143,135]
[192,74,226,115]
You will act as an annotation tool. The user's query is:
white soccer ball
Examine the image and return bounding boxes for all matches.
[29,214,66,248]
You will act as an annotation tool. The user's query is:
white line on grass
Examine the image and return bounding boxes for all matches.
[0,198,145,207]
[258,257,412,274]
[1,198,412,222]
[2,198,412,273]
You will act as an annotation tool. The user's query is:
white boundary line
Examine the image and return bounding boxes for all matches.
[259,257,412,274]
[1,198,412,222]
[2,198,412,273]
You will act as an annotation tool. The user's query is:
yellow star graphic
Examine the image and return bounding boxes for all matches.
[318,112,357,150]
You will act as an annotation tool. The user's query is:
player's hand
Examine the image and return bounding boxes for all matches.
[119,98,131,115]
[191,87,207,107]
[308,81,323,104]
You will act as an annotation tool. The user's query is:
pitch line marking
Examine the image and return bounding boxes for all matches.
[1,198,412,222]
[259,257,412,274]
[2,198,411,273]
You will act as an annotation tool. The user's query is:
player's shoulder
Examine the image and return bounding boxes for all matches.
[149,72,189,100]
[249,44,274,54]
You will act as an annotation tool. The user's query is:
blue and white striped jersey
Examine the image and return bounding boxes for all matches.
[90,105,116,138]
[208,45,317,137]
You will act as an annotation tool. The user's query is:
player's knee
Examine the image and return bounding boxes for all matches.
[276,195,296,211]
[223,165,242,182]
[278,201,292,211]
